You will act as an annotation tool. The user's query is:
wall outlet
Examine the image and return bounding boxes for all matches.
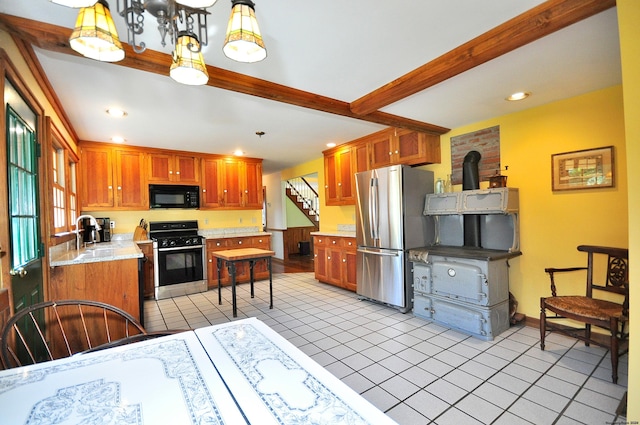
[110,221,115,229]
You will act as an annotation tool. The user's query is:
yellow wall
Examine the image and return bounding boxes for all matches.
[84,209,263,235]
[618,0,639,416]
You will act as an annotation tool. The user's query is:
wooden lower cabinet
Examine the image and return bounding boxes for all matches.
[137,241,155,299]
[49,258,141,321]
[206,235,272,289]
[313,235,357,292]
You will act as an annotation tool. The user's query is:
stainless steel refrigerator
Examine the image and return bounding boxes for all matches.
[355,165,434,312]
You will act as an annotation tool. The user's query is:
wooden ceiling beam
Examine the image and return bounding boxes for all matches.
[0,13,450,135]
[349,0,617,116]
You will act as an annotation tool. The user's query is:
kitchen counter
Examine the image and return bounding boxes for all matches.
[203,231,271,239]
[310,231,356,238]
[50,241,143,267]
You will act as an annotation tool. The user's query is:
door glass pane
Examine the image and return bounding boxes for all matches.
[7,105,39,268]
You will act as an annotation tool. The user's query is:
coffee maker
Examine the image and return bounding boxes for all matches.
[96,217,111,242]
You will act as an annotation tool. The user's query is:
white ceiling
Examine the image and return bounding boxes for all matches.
[0,1,622,174]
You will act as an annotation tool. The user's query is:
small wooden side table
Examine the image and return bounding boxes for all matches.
[211,248,275,317]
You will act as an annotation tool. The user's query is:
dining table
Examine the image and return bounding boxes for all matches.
[0,317,398,424]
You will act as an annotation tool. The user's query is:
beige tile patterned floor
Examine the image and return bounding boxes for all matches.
[144,272,628,425]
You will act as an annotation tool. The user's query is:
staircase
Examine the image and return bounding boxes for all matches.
[285,177,319,229]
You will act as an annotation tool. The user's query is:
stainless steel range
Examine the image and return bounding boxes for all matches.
[149,220,207,300]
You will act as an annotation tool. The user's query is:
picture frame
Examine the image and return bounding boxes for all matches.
[551,146,614,191]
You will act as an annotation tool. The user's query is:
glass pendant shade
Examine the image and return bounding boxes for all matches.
[170,33,209,85]
[50,0,98,7]
[174,0,217,8]
[223,0,266,63]
[69,0,125,62]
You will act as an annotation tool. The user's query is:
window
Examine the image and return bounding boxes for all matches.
[49,123,79,235]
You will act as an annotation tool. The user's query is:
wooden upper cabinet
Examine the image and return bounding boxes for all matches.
[324,146,356,206]
[80,145,146,210]
[115,149,147,209]
[201,157,222,208]
[200,157,264,209]
[243,160,263,208]
[80,145,115,208]
[148,153,199,184]
[369,128,441,169]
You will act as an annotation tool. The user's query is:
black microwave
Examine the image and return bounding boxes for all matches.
[149,184,200,209]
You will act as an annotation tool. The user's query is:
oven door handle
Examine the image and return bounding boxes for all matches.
[156,245,204,252]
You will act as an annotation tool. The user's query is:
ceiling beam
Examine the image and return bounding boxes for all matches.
[349,0,617,116]
[0,13,450,135]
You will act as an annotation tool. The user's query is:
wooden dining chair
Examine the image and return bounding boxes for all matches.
[540,245,629,383]
[0,299,147,369]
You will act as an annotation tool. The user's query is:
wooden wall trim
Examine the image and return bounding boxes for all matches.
[9,34,78,150]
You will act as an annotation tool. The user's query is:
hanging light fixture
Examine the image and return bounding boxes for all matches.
[170,32,209,85]
[56,0,267,84]
[223,0,266,63]
[69,0,125,62]
[50,0,98,7]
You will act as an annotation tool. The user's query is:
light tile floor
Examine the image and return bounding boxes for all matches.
[144,272,629,425]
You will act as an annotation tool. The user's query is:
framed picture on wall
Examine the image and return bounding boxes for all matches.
[551,146,614,191]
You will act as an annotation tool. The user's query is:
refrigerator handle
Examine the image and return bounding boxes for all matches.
[370,176,379,241]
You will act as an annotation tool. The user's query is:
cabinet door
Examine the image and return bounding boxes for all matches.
[137,242,155,299]
[80,146,114,208]
[314,245,328,282]
[243,160,263,208]
[221,159,243,208]
[175,155,199,183]
[324,152,339,204]
[115,150,147,209]
[369,132,394,169]
[201,158,223,208]
[338,148,354,203]
[147,153,173,182]
[343,243,357,292]
[353,142,369,173]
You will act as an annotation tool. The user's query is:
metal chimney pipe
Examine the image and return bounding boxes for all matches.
[462,151,482,247]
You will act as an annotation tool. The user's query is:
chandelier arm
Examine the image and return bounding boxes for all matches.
[118,0,147,53]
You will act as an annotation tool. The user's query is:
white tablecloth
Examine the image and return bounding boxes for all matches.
[0,318,397,425]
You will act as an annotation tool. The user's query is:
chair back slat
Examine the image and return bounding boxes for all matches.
[1,300,146,369]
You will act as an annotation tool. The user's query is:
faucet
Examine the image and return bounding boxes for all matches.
[76,214,102,251]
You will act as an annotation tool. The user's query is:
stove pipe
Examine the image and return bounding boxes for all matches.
[462,150,482,248]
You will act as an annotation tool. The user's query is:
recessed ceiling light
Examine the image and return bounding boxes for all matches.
[326,142,336,148]
[506,92,531,101]
[106,108,128,118]
[111,136,125,143]
[234,149,244,156]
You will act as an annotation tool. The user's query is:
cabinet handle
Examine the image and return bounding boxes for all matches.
[395,150,399,154]
[389,151,392,156]
[169,170,173,175]
[208,259,212,262]
[117,186,122,190]
[108,185,113,190]
[338,182,341,186]
[176,171,180,175]
[202,189,206,192]
[342,259,346,263]
[238,241,242,244]
[258,239,262,243]
[332,240,336,244]
[224,189,228,193]
[217,242,221,246]
[327,256,331,260]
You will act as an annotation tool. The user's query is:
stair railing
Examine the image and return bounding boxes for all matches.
[286,177,319,223]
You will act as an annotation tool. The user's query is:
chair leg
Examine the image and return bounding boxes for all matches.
[585,324,591,347]
[610,317,619,384]
[540,298,547,350]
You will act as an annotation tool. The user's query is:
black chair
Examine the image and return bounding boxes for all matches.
[540,245,629,383]
[1,299,147,369]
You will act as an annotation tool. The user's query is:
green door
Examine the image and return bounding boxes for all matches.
[6,102,44,360]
